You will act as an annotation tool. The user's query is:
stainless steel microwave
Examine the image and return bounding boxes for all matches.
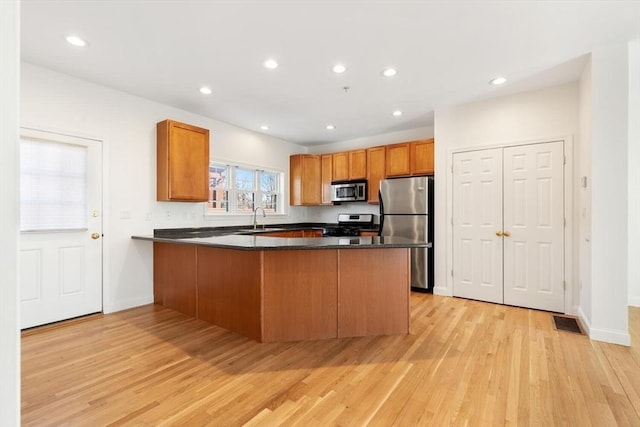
[331,180,367,202]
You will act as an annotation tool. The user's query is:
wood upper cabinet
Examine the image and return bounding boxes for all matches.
[290,154,321,205]
[157,119,210,202]
[332,151,349,181]
[321,154,333,205]
[332,149,367,181]
[366,146,386,204]
[411,138,435,175]
[385,142,411,177]
[348,149,367,180]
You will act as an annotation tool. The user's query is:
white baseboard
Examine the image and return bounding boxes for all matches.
[103,295,154,314]
[432,285,451,297]
[629,295,640,307]
[577,306,631,346]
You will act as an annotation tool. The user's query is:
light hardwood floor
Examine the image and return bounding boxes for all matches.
[22,294,640,426]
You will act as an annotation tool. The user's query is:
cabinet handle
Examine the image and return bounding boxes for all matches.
[496,230,503,237]
[503,231,511,237]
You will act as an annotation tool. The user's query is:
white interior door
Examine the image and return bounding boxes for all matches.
[19,129,103,329]
[502,142,565,312]
[452,148,503,304]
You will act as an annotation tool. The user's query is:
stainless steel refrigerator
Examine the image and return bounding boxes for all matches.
[379,176,434,292]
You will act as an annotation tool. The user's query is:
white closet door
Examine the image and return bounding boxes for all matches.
[452,148,503,304]
[502,141,565,312]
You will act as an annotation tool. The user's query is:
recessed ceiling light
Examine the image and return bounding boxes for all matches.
[490,76,507,85]
[381,68,397,77]
[264,59,279,69]
[332,64,347,74]
[392,110,403,117]
[199,87,212,95]
[260,125,269,131]
[66,35,87,47]
[326,125,336,130]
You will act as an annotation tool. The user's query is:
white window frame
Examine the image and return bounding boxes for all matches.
[204,160,286,217]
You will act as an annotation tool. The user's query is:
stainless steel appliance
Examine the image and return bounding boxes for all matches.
[331,180,367,202]
[323,213,375,236]
[379,176,434,292]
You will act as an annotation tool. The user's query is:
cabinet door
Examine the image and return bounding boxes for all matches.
[332,151,349,181]
[289,155,321,206]
[157,120,210,201]
[366,146,386,203]
[411,139,434,175]
[321,154,333,204]
[348,149,367,180]
[452,148,504,304]
[385,142,411,177]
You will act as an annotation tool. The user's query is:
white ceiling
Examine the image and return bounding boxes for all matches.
[20,1,640,146]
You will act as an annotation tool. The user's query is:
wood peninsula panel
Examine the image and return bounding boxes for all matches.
[338,248,410,338]
[153,242,197,317]
[196,247,262,341]
[263,250,338,342]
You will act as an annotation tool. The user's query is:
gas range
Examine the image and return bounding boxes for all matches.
[323,214,376,237]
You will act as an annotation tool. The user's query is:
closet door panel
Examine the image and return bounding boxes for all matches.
[452,149,503,304]
[502,141,565,312]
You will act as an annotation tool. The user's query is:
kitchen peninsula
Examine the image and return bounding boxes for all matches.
[132,229,430,342]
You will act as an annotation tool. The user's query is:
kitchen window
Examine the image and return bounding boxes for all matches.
[206,162,284,215]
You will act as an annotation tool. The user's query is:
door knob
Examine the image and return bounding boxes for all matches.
[91,232,101,240]
[496,230,503,237]
[503,231,511,237]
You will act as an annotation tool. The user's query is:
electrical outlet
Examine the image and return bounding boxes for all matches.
[165,210,171,220]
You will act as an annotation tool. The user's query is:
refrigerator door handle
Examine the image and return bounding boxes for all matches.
[378,189,384,236]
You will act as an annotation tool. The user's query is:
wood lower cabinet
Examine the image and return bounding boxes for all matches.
[258,229,323,238]
[367,146,386,203]
[290,154,321,205]
[411,138,435,175]
[157,119,210,202]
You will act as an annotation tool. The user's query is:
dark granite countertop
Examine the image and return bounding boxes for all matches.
[132,233,429,251]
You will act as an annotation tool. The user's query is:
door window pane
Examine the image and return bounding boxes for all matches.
[20,138,87,231]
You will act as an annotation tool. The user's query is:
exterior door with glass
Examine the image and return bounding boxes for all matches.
[19,128,103,329]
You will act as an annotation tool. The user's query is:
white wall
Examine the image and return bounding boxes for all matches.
[628,39,640,308]
[588,44,630,345]
[21,63,308,313]
[578,58,593,320]
[0,1,20,425]
[434,82,580,305]
[306,126,435,223]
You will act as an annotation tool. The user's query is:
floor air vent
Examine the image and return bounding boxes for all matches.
[552,315,584,334]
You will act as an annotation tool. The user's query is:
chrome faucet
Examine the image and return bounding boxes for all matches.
[253,206,266,229]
